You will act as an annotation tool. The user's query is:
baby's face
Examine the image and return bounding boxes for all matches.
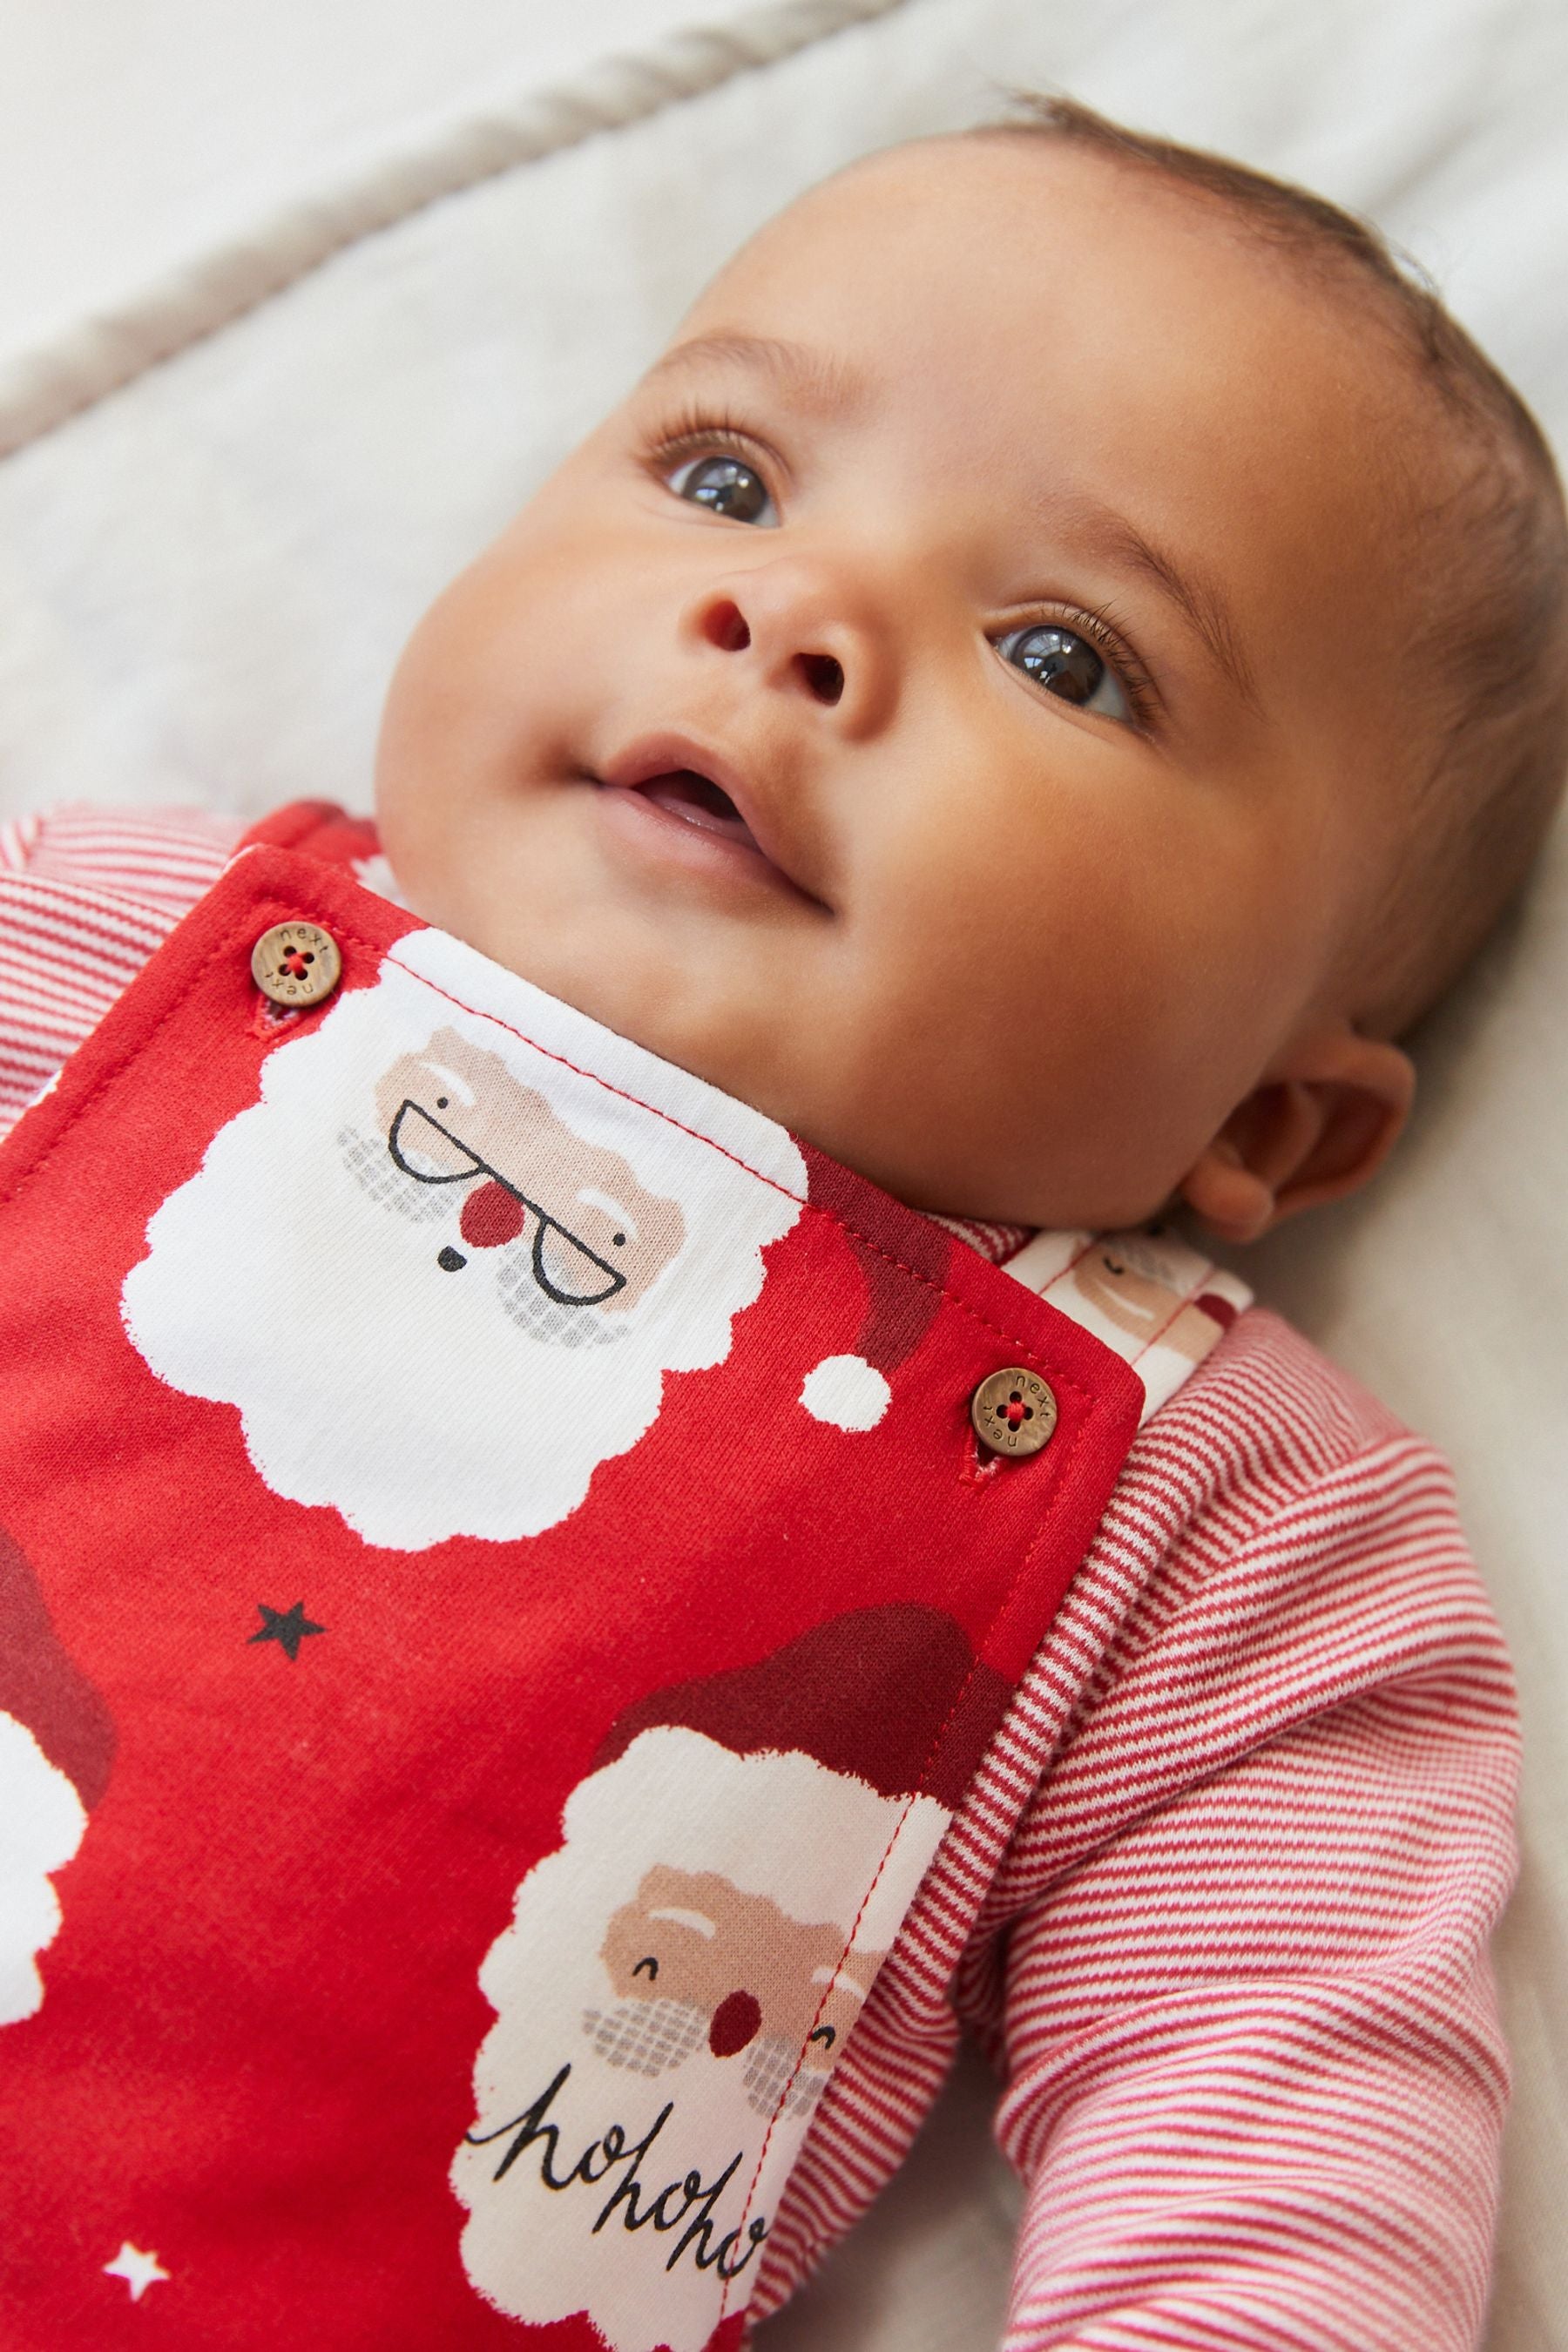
[376,137,1420,1228]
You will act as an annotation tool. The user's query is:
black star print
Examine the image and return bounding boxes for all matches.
[248,1600,326,1662]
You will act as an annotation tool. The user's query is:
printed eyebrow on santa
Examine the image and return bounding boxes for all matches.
[810,1966,868,1999]
[418,1059,476,1106]
[647,1905,717,1936]
[577,1186,639,1239]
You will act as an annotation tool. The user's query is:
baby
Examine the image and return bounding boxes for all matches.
[0,95,1561,2352]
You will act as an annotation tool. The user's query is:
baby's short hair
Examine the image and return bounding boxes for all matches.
[974,96,1568,1038]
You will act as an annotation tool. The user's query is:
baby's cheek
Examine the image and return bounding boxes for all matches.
[368,760,443,923]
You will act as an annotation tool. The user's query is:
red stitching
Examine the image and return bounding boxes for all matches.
[715,1443,1088,2315]
[386,953,805,1200]
[957,1425,1004,1485]
[1034,1231,1218,1378]
[389,947,1095,1401]
[249,991,301,1042]
[1051,1231,1105,1283]
[1125,1273,1225,1368]
[0,886,1097,1399]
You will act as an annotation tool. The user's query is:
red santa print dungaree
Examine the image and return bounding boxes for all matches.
[0,814,1150,2350]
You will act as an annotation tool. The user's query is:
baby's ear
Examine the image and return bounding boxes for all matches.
[1178,1025,1415,1246]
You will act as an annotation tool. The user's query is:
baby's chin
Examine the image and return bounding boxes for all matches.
[372,831,1187,1241]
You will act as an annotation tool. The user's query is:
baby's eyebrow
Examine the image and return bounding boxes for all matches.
[640,332,872,421]
[1053,492,1260,713]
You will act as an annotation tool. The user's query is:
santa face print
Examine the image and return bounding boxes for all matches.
[1070,1232,1237,1365]
[361,1026,686,1344]
[999,1220,1250,1423]
[452,1727,950,2352]
[592,1863,878,2119]
[122,936,803,1550]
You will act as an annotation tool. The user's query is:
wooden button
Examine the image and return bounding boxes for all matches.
[970,1366,1058,1459]
[251,921,341,1009]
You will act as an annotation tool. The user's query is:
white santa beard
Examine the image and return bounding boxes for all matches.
[0,1712,87,2028]
[454,1988,789,2352]
[451,1733,950,2348]
[121,958,803,1551]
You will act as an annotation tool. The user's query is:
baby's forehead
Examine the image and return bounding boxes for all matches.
[686,136,1427,521]
[706,136,1382,362]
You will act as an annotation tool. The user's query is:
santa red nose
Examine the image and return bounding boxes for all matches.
[460,1180,526,1250]
[707,1989,762,2058]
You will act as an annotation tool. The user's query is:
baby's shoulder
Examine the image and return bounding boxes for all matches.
[1082,1300,1508,1707]
[1196,1296,1409,1437]
[0,801,244,1136]
[0,801,244,906]
[0,804,246,922]
[1128,1296,1454,1532]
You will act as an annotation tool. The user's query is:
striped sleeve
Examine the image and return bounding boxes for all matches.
[0,804,241,1133]
[983,1429,1518,2349]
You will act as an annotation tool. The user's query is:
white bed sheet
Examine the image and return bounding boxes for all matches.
[0,2,1564,2343]
[0,0,722,368]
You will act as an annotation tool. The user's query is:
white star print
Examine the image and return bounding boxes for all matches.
[104,2242,170,2301]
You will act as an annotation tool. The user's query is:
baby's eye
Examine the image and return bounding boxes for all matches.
[666,453,778,527]
[994,623,1129,721]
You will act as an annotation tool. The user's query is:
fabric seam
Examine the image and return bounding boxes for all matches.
[718,1403,1099,2310]
[389,944,1098,1402]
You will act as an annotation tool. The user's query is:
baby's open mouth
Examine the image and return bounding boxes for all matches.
[632,768,760,852]
[593,734,828,909]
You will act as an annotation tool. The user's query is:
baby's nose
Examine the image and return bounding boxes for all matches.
[700,596,844,706]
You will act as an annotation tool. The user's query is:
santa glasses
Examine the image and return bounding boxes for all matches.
[386,1099,630,1308]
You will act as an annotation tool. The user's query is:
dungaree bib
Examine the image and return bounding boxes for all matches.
[0,817,1147,2350]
